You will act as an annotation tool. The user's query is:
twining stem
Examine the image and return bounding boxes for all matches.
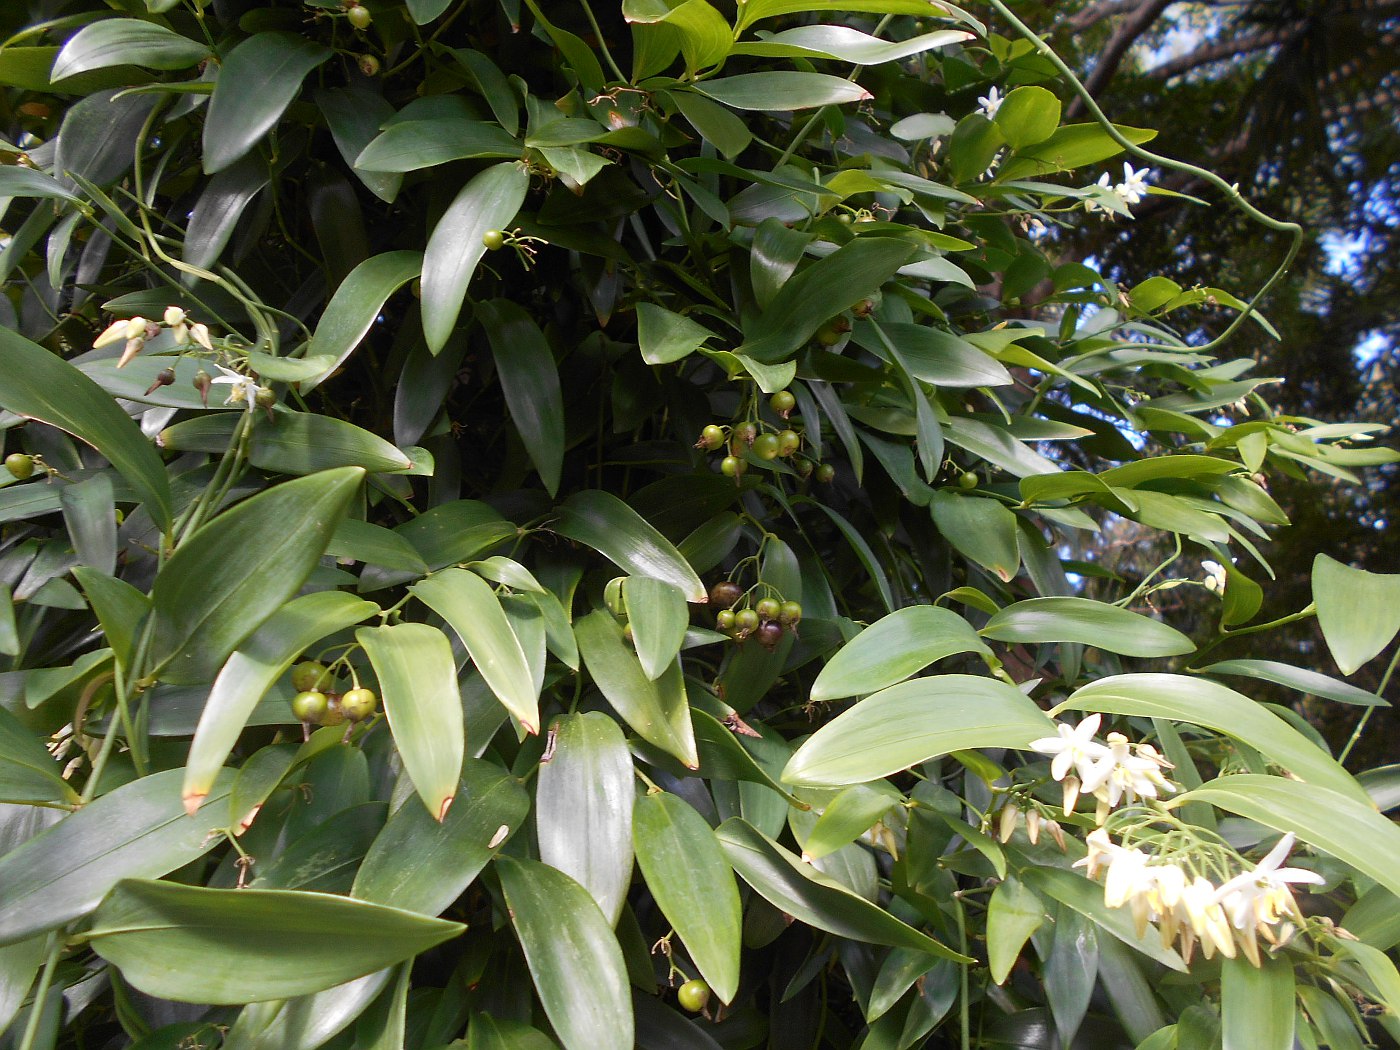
[1339,644,1400,766]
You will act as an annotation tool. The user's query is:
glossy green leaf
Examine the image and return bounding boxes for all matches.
[249,412,412,475]
[395,499,515,572]
[1173,775,1400,901]
[997,123,1157,182]
[304,251,422,390]
[59,473,116,574]
[1199,659,1387,707]
[411,568,539,734]
[852,321,1014,387]
[633,791,742,1003]
[496,856,633,1050]
[1312,554,1400,675]
[575,610,699,768]
[736,0,946,30]
[74,572,146,669]
[477,299,564,496]
[467,1014,559,1050]
[0,767,233,946]
[1221,955,1294,1050]
[623,0,731,72]
[1021,868,1187,972]
[717,818,968,960]
[623,576,690,681]
[1044,904,1097,1049]
[994,86,1061,149]
[327,519,430,574]
[637,302,716,364]
[149,467,362,684]
[354,119,520,172]
[0,167,80,203]
[354,758,528,914]
[930,491,1020,581]
[0,705,77,804]
[735,25,972,64]
[0,325,171,529]
[692,72,871,111]
[802,782,900,860]
[421,162,530,353]
[1058,675,1373,805]
[0,584,15,658]
[317,86,401,203]
[183,590,378,813]
[202,32,330,173]
[537,712,634,925]
[785,675,1055,787]
[553,490,705,602]
[88,880,461,1003]
[982,598,1195,657]
[669,90,752,158]
[357,623,466,821]
[51,19,208,79]
[221,970,392,1050]
[987,877,1045,984]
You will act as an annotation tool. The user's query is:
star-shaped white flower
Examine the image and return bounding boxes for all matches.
[1030,713,1110,784]
[1081,733,1177,810]
[1213,832,1324,934]
[976,86,1003,119]
[209,364,263,413]
[1115,162,1152,204]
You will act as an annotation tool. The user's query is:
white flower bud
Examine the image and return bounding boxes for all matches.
[163,306,186,327]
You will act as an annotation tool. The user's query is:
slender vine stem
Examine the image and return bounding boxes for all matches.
[1339,644,1400,766]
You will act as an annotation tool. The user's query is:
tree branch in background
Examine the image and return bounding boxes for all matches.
[1066,0,1178,116]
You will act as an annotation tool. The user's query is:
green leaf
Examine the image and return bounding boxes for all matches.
[247,412,412,475]
[1173,775,1400,901]
[183,590,378,813]
[221,970,392,1050]
[553,490,705,602]
[477,299,564,496]
[396,500,515,572]
[691,72,871,111]
[784,675,1055,787]
[987,877,1045,984]
[668,91,752,158]
[575,610,699,768]
[353,119,521,172]
[716,818,968,960]
[636,302,715,364]
[981,598,1195,657]
[736,0,952,30]
[317,86,402,203]
[1057,675,1373,806]
[149,467,362,684]
[930,491,1021,582]
[811,605,991,702]
[1221,955,1294,1050]
[421,162,530,353]
[1199,659,1387,707]
[327,519,430,574]
[411,568,539,735]
[356,623,465,821]
[734,25,972,64]
[202,32,331,174]
[0,326,171,530]
[1020,867,1186,972]
[304,251,423,391]
[993,86,1061,149]
[496,856,634,1050]
[997,123,1157,182]
[0,166,81,203]
[802,782,901,860]
[536,712,635,925]
[633,791,742,1003]
[0,767,233,946]
[70,567,148,671]
[0,584,15,658]
[623,576,690,681]
[51,20,208,79]
[88,880,461,1003]
[467,1014,559,1050]
[852,321,1014,387]
[0,705,77,804]
[623,0,731,73]
[1312,554,1400,675]
[354,758,529,914]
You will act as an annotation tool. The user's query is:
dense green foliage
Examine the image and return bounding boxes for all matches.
[0,1,1398,1049]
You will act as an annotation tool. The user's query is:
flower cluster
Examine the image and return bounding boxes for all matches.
[94,306,212,367]
[1084,162,1153,219]
[1030,713,1176,822]
[1076,828,1324,966]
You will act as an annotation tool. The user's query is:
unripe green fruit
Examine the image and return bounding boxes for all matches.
[482,229,506,251]
[720,456,745,477]
[4,453,34,480]
[734,608,760,634]
[769,390,796,415]
[778,600,803,627]
[604,577,626,617]
[815,323,841,347]
[753,433,781,461]
[291,690,328,723]
[346,4,372,29]
[677,979,710,1013]
[697,424,725,450]
[815,463,836,483]
[733,421,757,446]
[755,597,781,622]
[958,471,980,489]
[291,660,331,692]
[715,609,736,633]
[341,687,377,721]
[777,430,801,457]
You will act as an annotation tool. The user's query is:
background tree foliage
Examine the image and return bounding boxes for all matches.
[0,1,1397,1049]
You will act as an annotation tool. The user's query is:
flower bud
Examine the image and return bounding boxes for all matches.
[124,316,148,340]
[192,369,212,406]
[190,322,213,351]
[93,319,129,349]
[997,804,1019,843]
[163,306,186,327]
[118,336,145,368]
[1025,809,1041,845]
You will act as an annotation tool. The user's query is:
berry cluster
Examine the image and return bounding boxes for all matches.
[708,580,801,651]
[694,389,836,483]
[289,660,378,734]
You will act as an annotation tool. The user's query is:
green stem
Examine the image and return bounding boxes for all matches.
[15,935,61,1050]
[1186,603,1317,666]
[577,0,626,82]
[1115,533,1182,608]
[955,899,970,1050]
[1339,644,1400,766]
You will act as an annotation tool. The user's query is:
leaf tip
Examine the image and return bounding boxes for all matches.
[437,794,456,823]
[182,792,206,817]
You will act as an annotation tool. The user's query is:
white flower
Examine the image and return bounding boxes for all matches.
[976,86,1003,119]
[1201,560,1228,594]
[93,318,131,349]
[163,306,186,327]
[1115,163,1151,204]
[189,322,214,352]
[1031,713,1110,785]
[1213,833,1324,937]
[1177,875,1236,961]
[209,365,263,412]
[1080,732,1177,810]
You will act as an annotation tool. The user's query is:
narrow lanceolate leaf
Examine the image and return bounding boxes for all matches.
[149,467,362,684]
[575,610,699,768]
[1174,775,1400,902]
[692,72,871,110]
[1021,868,1187,972]
[0,767,234,946]
[354,118,521,172]
[248,412,413,475]
[1221,955,1295,1050]
[51,20,209,80]
[88,880,462,1004]
[536,713,635,925]
[1199,659,1388,707]
[717,818,968,961]
[784,675,1055,787]
[357,624,465,821]
[981,598,1195,657]
[183,591,379,813]
[0,325,171,529]
[0,705,78,804]
[421,162,530,353]
[411,568,538,734]
[71,568,148,671]
[220,970,392,1050]
[812,606,991,702]
[553,490,706,602]
[1056,675,1373,806]
[496,857,634,1050]
[477,299,564,496]
[202,32,331,174]
[1312,554,1400,676]
[633,791,742,1003]
[623,576,690,681]
[304,251,422,391]
[354,758,529,915]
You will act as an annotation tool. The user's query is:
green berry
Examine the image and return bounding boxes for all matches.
[755,597,781,622]
[715,609,736,633]
[346,4,372,29]
[677,979,710,1013]
[697,424,725,450]
[769,390,796,415]
[778,430,801,457]
[482,229,506,251]
[815,463,836,483]
[604,577,626,617]
[291,690,328,724]
[779,600,803,627]
[958,471,980,489]
[733,421,757,446]
[340,687,377,721]
[720,456,745,477]
[291,660,331,692]
[752,433,781,461]
[4,453,34,480]
[734,608,760,634]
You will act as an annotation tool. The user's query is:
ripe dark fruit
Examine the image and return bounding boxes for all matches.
[291,660,331,692]
[715,609,736,634]
[778,430,801,457]
[677,979,710,1013]
[755,597,781,622]
[346,3,372,29]
[769,390,796,416]
[697,424,725,450]
[734,608,760,635]
[815,463,836,484]
[482,229,506,251]
[958,471,980,489]
[340,687,377,721]
[4,453,34,480]
[753,433,781,461]
[779,600,803,627]
[709,580,743,608]
[291,690,328,724]
[720,456,745,477]
[756,620,784,651]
